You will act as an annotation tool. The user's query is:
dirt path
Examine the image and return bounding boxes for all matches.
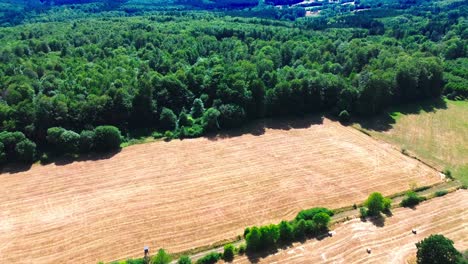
[0,118,440,263]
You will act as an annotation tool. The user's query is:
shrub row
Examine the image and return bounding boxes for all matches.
[400,191,426,207]
[46,125,122,156]
[244,207,333,252]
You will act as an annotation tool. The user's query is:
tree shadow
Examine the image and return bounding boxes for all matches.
[206,114,324,141]
[368,215,386,227]
[53,149,121,166]
[0,162,33,174]
[360,214,386,227]
[246,247,279,264]
[354,97,448,132]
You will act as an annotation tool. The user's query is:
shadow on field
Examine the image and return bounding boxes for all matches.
[0,163,33,174]
[206,114,324,141]
[53,149,122,166]
[354,97,447,132]
[246,247,279,263]
[361,214,386,227]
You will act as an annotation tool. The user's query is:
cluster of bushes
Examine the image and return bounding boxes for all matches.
[400,191,426,208]
[244,207,333,252]
[359,192,392,218]
[0,131,36,164]
[46,125,122,156]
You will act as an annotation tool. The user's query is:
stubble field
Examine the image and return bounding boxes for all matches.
[0,118,441,263]
[232,190,468,264]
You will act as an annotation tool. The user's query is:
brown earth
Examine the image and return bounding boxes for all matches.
[233,190,468,264]
[0,118,441,263]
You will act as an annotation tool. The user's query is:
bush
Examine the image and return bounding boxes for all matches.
[202,108,220,132]
[443,169,454,180]
[365,192,391,216]
[180,125,204,138]
[190,98,205,118]
[15,139,36,162]
[294,219,307,240]
[295,207,334,221]
[360,207,368,218]
[79,130,95,153]
[178,110,193,127]
[164,130,174,140]
[40,152,51,164]
[160,107,177,131]
[400,191,424,207]
[278,220,294,243]
[416,234,462,264]
[338,110,350,122]
[152,249,171,264]
[245,226,261,251]
[60,130,80,154]
[152,131,163,139]
[46,127,66,147]
[434,190,448,197]
[259,224,280,249]
[223,244,235,262]
[177,255,192,264]
[312,212,331,231]
[196,252,221,264]
[237,244,246,255]
[218,104,246,129]
[93,126,122,152]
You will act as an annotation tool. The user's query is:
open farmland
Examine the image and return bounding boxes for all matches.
[354,99,468,184]
[0,118,441,263]
[232,190,468,264]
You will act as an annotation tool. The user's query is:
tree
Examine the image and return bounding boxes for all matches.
[294,219,307,240]
[223,244,235,262]
[47,127,66,147]
[159,108,177,131]
[245,226,262,251]
[202,108,220,132]
[218,104,246,129]
[364,192,391,216]
[278,220,294,244]
[313,212,331,231]
[177,256,192,264]
[152,248,171,264]
[15,139,36,162]
[93,126,122,152]
[60,130,80,154]
[79,130,95,153]
[416,234,462,264]
[260,224,280,249]
[190,98,205,118]
[178,109,192,127]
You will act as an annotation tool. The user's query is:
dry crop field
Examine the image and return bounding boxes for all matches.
[233,190,468,264]
[0,118,441,263]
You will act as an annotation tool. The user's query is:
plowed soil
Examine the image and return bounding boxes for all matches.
[233,190,468,264]
[0,118,440,263]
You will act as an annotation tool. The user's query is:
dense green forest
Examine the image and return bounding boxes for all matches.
[0,0,466,165]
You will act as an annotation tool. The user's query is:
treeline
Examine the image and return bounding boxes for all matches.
[0,2,466,164]
[245,207,333,252]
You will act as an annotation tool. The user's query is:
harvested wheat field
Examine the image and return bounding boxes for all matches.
[0,118,441,263]
[233,190,468,264]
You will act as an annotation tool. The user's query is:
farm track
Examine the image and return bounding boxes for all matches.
[0,118,440,263]
[232,190,468,264]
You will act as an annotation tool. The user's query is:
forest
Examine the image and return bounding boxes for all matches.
[0,0,466,164]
